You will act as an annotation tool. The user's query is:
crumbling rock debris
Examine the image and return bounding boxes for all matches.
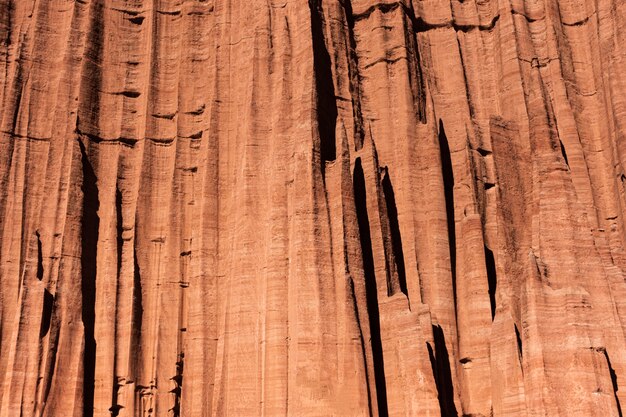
[1,0,626,416]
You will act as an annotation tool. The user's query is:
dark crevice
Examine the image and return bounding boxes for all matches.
[309,0,337,163]
[36,230,43,280]
[157,9,182,16]
[111,187,123,416]
[41,307,59,403]
[131,247,143,374]
[428,325,458,417]
[39,289,54,338]
[455,36,475,123]
[75,127,140,147]
[116,187,123,279]
[116,90,141,99]
[381,171,407,296]
[79,138,98,417]
[484,245,497,320]
[559,140,569,169]
[109,403,122,417]
[438,120,457,312]
[401,11,427,123]
[342,0,366,149]
[152,112,177,120]
[184,104,205,115]
[11,67,24,136]
[171,353,184,416]
[603,350,623,417]
[561,14,593,27]
[353,158,389,417]
[188,131,203,140]
[514,324,523,362]
[78,1,103,411]
[348,277,375,417]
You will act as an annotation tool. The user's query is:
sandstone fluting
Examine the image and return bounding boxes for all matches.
[1,0,626,415]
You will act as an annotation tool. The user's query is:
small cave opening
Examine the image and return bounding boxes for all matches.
[128,15,145,25]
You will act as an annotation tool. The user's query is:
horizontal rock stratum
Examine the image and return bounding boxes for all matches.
[1,0,625,416]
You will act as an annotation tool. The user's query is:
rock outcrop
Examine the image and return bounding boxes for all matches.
[1,0,626,416]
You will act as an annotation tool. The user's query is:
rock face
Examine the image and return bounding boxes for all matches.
[1,0,626,416]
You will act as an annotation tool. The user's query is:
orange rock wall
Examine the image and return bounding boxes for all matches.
[1,0,625,416]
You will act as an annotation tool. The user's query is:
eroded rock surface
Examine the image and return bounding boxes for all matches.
[1,0,626,416]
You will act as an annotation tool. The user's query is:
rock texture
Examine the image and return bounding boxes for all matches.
[1,0,626,416]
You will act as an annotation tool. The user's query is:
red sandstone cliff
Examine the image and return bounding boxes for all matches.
[1,0,626,416]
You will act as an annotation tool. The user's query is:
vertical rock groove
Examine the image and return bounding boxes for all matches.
[35,230,43,281]
[38,290,53,339]
[341,0,366,150]
[559,140,570,169]
[438,120,456,305]
[428,325,458,417]
[485,245,497,321]
[309,0,337,163]
[353,158,389,417]
[604,350,623,417]
[79,139,98,417]
[1,0,626,415]
[380,170,407,296]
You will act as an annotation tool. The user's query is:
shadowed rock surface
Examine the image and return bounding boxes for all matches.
[1,0,626,416]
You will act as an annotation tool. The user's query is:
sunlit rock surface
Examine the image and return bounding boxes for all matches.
[1,0,625,416]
